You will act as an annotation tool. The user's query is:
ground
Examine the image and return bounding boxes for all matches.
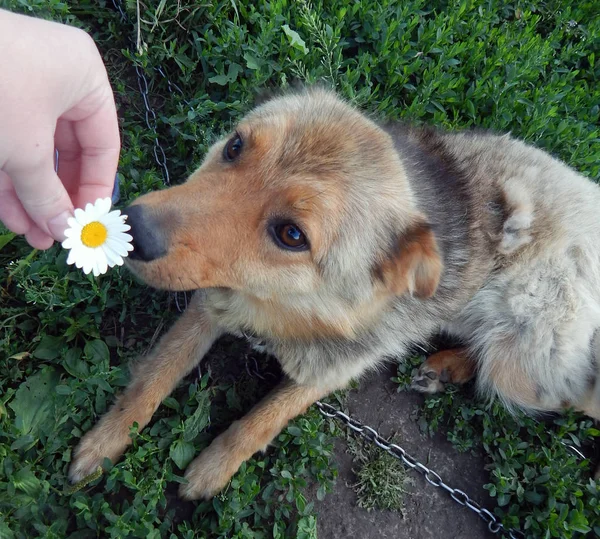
[1,1,600,537]
[314,366,495,539]
[194,341,500,538]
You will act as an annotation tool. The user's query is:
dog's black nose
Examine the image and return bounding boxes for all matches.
[125,204,168,262]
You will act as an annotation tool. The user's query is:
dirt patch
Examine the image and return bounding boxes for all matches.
[313,365,496,539]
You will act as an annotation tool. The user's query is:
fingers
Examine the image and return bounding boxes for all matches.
[25,225,55,250]
[3,136,74,243]
[0,170,31,234]
[0,169,56,249]
[62,81,120,209]
[3,92,119,247]
[0,14,120,248]
[54,119,81,197]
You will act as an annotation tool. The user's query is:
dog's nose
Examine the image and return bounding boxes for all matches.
[125,204,168,262]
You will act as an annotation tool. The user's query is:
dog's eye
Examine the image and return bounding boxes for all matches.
[271,223,309,251]
[223,133,243,162]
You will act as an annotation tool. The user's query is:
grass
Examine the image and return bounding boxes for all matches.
[1,0,599,537]
[346,434,413,514]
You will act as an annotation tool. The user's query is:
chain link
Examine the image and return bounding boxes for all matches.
[112,0,172,186]
[315,401,525,539]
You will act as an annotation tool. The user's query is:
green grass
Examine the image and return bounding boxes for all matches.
[1,0,599,537]
[346,434,413,514]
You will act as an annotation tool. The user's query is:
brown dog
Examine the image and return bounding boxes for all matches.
[69,88,600,498]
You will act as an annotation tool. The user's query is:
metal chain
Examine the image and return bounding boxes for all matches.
[132,64,171,186]
[111,0,172,186]
[314,401,526,539]
[111,0,192,311]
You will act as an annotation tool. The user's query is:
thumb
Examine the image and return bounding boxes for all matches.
[6,152,74,242]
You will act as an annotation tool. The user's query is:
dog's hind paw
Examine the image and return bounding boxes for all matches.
[410,348,475,394]
[410,364,449,394]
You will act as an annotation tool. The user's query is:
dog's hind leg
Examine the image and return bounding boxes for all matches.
[576,389,600,480]
[575,331,600,478]
[410,348,476,394]
[69,294,221,483]
[179,378,337,500]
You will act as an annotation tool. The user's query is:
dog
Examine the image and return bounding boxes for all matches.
[68,87,600,499]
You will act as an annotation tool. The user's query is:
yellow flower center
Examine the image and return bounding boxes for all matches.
[81,221,108,248]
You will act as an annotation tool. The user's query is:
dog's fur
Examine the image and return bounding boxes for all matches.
[69,88,600,499]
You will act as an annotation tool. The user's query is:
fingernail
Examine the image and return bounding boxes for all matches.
[112,173,121,204]
[48,211,72,242]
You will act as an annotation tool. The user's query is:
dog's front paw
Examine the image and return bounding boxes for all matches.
[69,421,131,483]
[179,434,240,500]
[410,364,448,394]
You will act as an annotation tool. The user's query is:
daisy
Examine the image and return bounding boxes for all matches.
[62,197,133,276]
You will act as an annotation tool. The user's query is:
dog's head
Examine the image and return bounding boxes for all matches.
[126,88,442,337]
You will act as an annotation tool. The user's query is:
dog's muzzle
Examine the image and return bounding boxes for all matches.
[125,204,168,262]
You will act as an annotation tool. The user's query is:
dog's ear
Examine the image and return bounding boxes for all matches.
[377,221,443,298]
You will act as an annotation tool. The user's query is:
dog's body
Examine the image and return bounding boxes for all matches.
[69,89,600,498]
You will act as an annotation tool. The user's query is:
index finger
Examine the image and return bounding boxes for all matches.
[64,84,120,209]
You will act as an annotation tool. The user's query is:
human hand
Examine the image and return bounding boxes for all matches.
[0,9,120,249]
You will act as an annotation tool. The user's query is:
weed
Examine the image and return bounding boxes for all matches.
[347,434,413,514]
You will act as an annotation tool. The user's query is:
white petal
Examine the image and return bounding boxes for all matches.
[85,202,96,219]
[77,245,96,269]
[96,198,112,216]
[113,232,133,243]
[102,212,125,226]
[83,258,94,274]
[108,224,132,234]
[68,236,84,250]
[67,245,84,266]
[62,238,74,249]
[74,208,90,226]
[63,227,79,238]
[95,248,108,275]
[66,248,78,265]
[106,238,130,257]
[66,217,78,229]
[103,245,121,267]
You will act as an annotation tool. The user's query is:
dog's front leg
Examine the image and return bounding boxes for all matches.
[179,378,333,500]
[69,295,221,483]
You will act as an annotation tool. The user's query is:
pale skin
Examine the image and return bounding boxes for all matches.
[0,9,120,249]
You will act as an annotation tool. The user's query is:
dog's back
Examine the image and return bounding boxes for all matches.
[431,130,600,413]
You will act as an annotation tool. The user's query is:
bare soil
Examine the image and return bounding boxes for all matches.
[313,365,495,539]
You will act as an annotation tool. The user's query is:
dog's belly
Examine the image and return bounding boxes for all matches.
[450,250,600,412]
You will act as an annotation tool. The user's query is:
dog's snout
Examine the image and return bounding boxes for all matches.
[125,204,168,262]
